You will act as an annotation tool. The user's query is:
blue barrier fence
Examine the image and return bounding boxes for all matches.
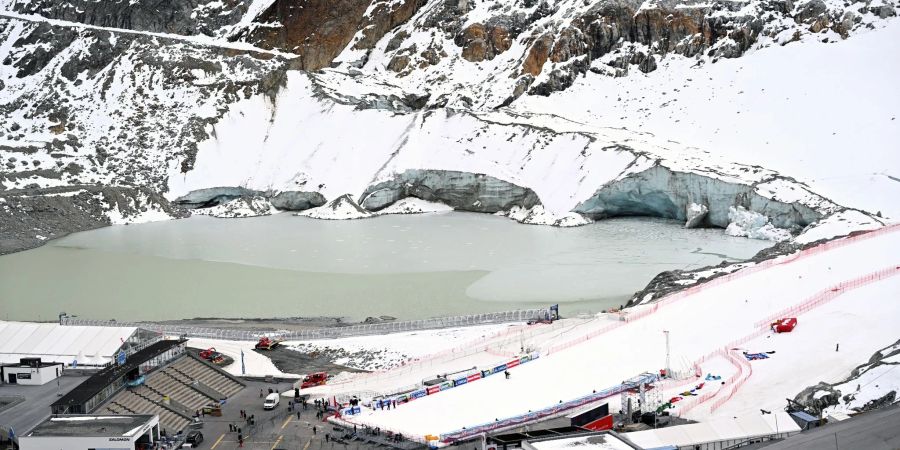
[381,353,540,407]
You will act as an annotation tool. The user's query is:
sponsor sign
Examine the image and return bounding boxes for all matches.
[466,373,482,382]
[426,385,440,395]
[506,359,520,368]
[492,364,507,374]
[16,372,31,380]
[454,377,468,387]
[411,389,427,399]
[439,381,453,391]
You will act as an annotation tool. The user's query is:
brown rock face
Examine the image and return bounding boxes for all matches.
[521,34,553,76]
[354,0,427,50]
[236,0,424,70]
[387,54,410,72]
[549,27,587,63]
[457,23,512,62]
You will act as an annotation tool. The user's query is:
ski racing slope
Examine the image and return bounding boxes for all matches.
[342,226,900,440]
[700,274,900,420]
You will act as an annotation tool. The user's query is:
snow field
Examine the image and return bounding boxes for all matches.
[701,274,900,420]
[186,337,298,378]
[514,20,900,218]
[338,226,900,440]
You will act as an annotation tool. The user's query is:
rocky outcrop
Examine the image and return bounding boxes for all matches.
[574,164,822,230]
[10,0,250,37]
[192,195,276,218]
[270,191,327,211]
[353,0,428,50]
[233,0,371,69]
[0,185,180,255]
[457,22,513,62]
[173,187,263,209]
[794,337,900,414]
[359,169,541,213]
[234,0,426,70]
[298,194,374,220]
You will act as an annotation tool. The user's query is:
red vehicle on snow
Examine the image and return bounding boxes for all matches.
[255,336,282,350]
[199,348,225,364]
[300,372,328,389]
[771,318,798,333]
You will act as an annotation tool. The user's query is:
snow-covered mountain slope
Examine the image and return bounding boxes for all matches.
[0,0,897,254]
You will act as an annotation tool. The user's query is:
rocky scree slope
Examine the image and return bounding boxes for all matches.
[0,3,294,253]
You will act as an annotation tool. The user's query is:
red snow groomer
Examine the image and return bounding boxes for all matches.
[300,372,328,389]
[199,347,225,364]
[255,336,282,350]
[771,317,798,333]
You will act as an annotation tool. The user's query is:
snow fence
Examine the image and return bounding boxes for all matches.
[61,308,554,341]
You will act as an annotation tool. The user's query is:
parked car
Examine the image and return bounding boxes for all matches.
[185,430,204,446]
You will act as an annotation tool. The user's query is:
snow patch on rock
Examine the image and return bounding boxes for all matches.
[795,210,886,244]
[192,195,277,218]
[725,206,793,242]
[499,205,592,227]
[377,197,453,215]
[298,194,374,220]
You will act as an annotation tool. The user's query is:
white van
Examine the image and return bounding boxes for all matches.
[263,393,280,410]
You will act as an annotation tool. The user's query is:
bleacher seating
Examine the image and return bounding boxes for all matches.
[146,371,210,410]
[98,354,244,434]
[172,356,244,398]
[107,390,190,432]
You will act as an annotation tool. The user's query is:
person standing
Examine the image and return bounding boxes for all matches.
[313,426,317,435]
[238,433,243,448]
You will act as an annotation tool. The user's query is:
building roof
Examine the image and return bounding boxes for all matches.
[51,339,185,409]
[528,433,636,450]
[26,414,156,437]
[789,411,818,423]
[0,321,137,365]
[624,412,800,448]
[1,360,64,368]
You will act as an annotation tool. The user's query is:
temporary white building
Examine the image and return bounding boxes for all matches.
[0,321,137,367]
[624,412,800,450]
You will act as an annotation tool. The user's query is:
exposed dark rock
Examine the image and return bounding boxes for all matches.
[174,187,264,209]
[359,169,541,213]
[234,0,425,70]
[11,0,250,36]
[0,185,183,255]
[270,191,327,211]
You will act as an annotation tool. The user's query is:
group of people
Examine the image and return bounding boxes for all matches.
[374,398,397,410]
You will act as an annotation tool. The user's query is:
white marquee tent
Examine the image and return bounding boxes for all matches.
[0,321,137,366]
[624,412,800,449]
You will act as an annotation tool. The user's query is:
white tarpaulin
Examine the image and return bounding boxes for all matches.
[0,321,136,366]
[624,412,800,449]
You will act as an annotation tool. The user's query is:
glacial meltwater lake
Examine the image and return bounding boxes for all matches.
[0,212,771,322]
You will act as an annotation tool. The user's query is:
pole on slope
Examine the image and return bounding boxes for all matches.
[663,330,671,378]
